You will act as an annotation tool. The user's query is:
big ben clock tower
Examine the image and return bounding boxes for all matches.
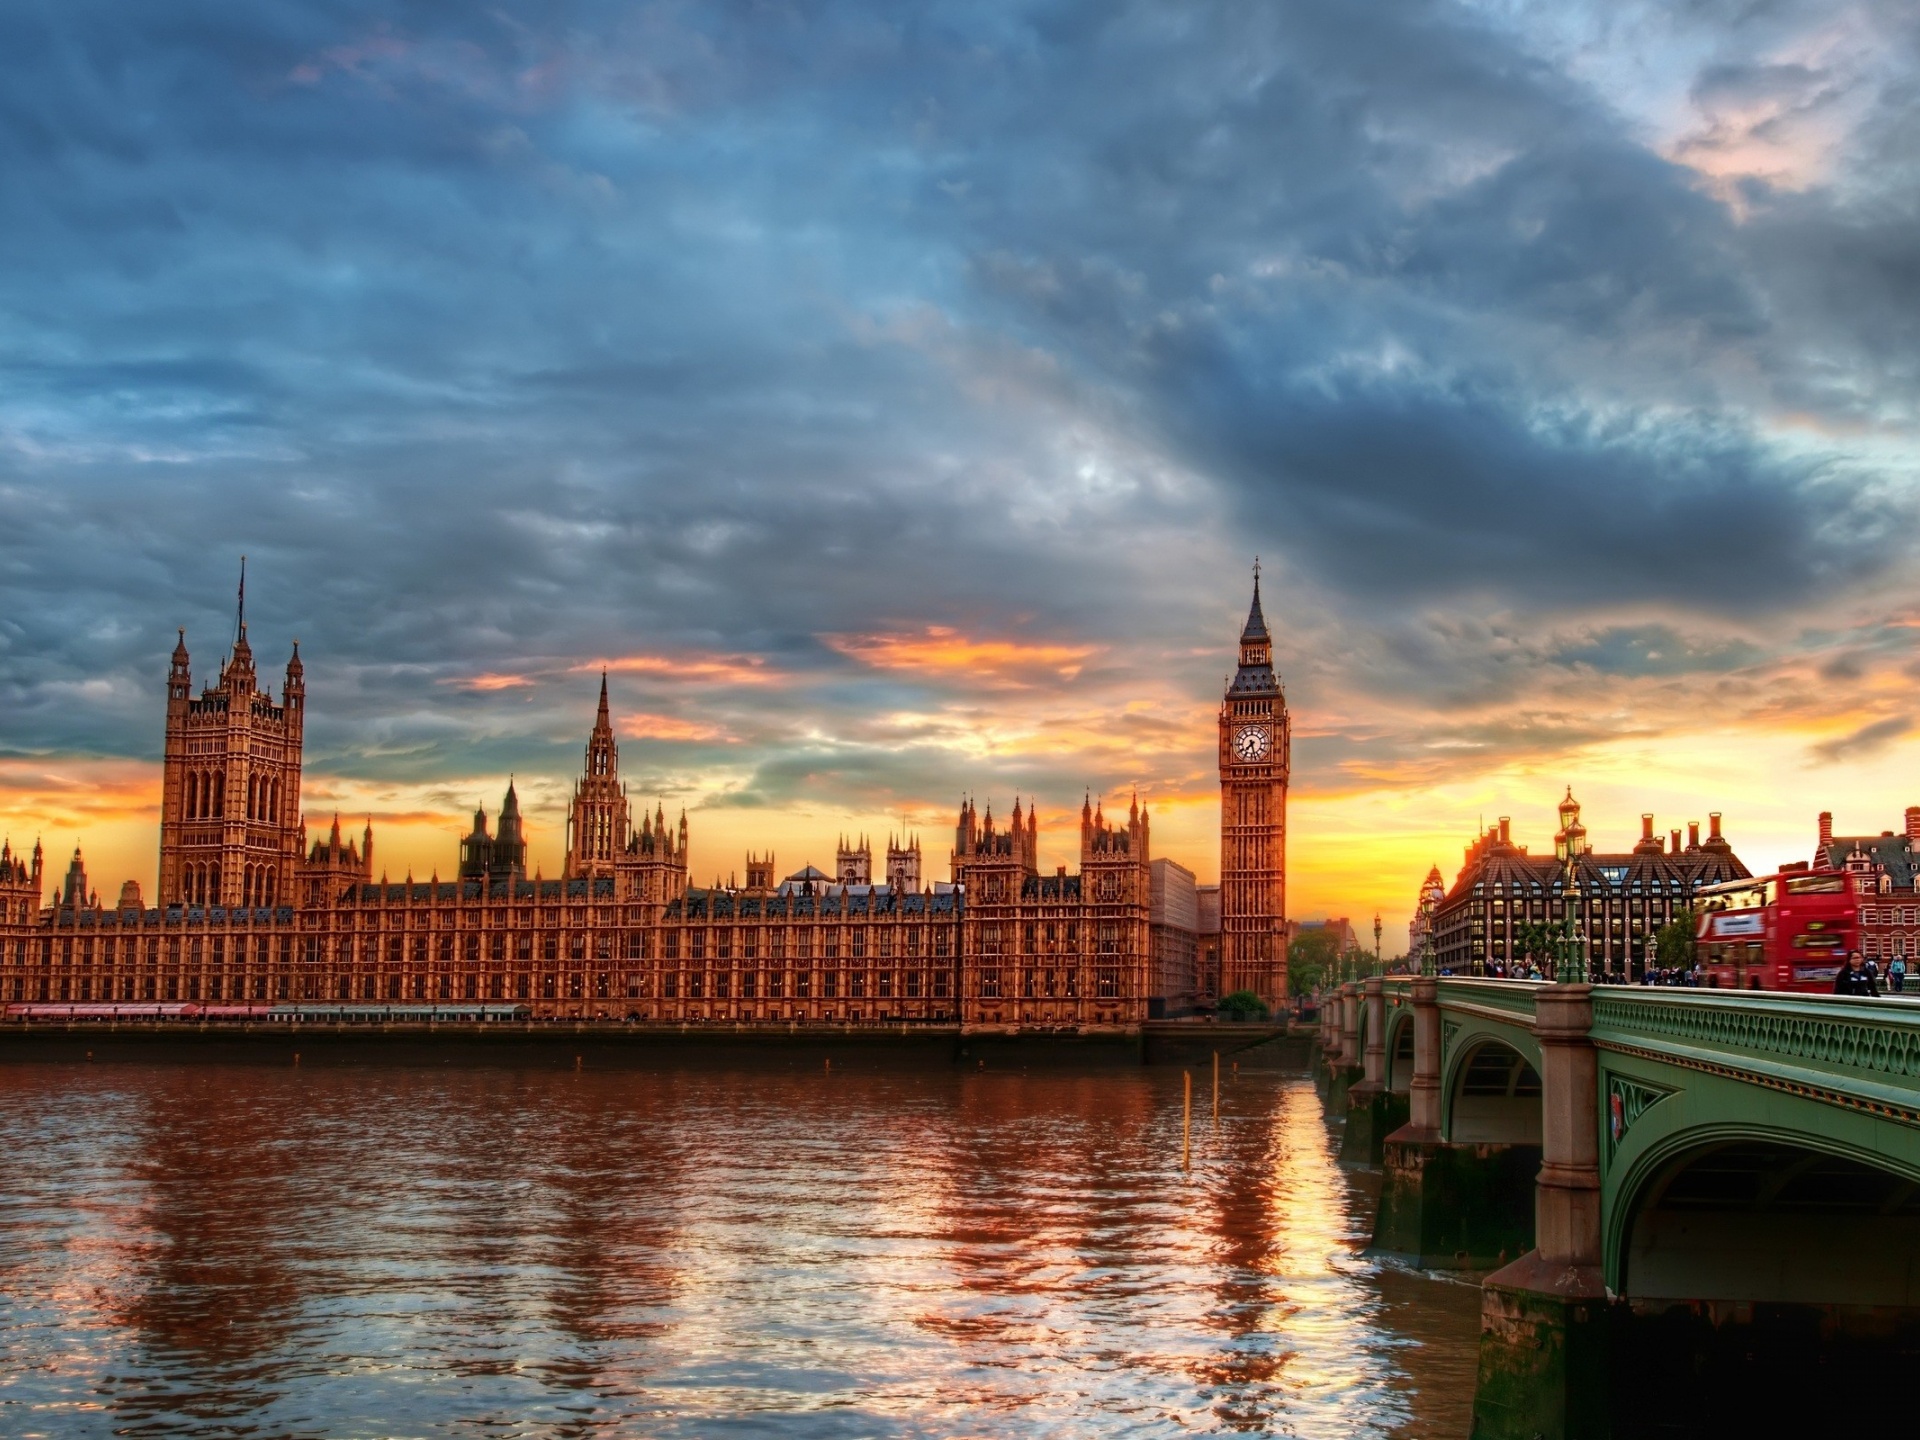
[1219,563,1289,1007]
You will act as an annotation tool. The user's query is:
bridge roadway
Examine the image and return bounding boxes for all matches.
[1318,975,1920,1440]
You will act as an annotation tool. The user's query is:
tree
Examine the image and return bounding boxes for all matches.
[1286,926,1344,996]
[1654,910,1697,972]
[1511,921,1548,971]
[1217,989,1270,1020]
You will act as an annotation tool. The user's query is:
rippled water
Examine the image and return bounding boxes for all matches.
[0,1051,1480,1438]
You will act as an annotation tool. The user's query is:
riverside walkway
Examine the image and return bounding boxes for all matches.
[1319,975,1920,1439]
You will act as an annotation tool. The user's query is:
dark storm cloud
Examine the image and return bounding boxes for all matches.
[0,0,1915,794]
[1549,626,1764,679]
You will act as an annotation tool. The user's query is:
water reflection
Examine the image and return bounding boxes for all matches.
[0,1059,1479,1437]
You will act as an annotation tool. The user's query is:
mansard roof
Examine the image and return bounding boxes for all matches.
[1441,844,1750,909]
[1822,833,1920,890]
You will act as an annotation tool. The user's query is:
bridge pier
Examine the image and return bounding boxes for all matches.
[1369,975,1536,1268]
[1323,982,1362,1114]
[1313,992,1338,1095]
[1339,977,1406,1166]
[1472,983,1610,1440]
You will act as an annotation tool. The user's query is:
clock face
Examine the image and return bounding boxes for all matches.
[1232,725,1270,762]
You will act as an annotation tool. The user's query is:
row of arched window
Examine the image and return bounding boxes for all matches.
[579,811,616,860]
[181,771,285,822]
[179,862,279,907]
[184,862,222,904]
[184,771,225,819]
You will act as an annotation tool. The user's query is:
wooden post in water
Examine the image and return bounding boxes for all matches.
[1182,1070,1192,1172]
[1212,1050,1220,1124]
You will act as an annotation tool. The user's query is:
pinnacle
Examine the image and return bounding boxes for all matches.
[1240,561,1270,643]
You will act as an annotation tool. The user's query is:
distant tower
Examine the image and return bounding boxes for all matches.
[836,835,872,886]
[565,673,629,879]
[621,800,689,907]
[745,852,775,893]
[158,564,306,908]
[885,834,922,891]
[1218,563,1290,1007]
[461,782,528,886]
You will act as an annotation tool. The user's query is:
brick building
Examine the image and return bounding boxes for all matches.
[1813,809,1920,964]
[1431,791,1749,977]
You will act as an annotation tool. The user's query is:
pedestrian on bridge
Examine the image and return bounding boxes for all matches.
[1834,951,1879,998]
[1890,955,1907,994]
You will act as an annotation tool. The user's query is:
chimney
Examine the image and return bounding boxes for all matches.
[1670,829,1682,854]
[1641,813,1655,842]
[1687,821,1700,850]
[1906,807,1920,843]
[1498,816,1511,845]
[1819,811,1833,846]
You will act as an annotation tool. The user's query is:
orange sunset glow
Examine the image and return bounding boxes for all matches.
[3,0,1918,964]
[7,604,1916,956]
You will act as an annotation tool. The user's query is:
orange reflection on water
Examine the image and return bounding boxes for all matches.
[0,1053,1478,1437]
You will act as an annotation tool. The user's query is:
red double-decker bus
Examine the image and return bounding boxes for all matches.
[1695,868,1857,991]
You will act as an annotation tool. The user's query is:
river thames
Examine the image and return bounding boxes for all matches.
[0,1054,1481,1438]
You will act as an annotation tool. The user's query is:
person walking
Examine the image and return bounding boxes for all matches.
[1891,955,1908,994]
[1834,951,1879,998]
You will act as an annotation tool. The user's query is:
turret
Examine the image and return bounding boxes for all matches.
[284,641,305,714]
[61,846,88,909]
[169,630,192,703]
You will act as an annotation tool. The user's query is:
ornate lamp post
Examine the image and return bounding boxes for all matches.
[1551,916,1591,985]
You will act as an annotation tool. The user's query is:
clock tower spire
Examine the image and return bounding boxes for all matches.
[1219,561,1289,1008]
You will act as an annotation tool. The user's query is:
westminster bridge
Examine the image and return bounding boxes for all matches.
[1318,975,1920,1439]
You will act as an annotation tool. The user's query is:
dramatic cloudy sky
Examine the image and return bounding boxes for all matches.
[4,0,1919,946]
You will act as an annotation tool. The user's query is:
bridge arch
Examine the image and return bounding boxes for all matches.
[1605,1122,1920,1433]
[1442,1034,1542,1144]
[1610,1122,1920,1303]
[1385,1009,1415,1094]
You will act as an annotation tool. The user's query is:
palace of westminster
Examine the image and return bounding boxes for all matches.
[0,578,1294,1027]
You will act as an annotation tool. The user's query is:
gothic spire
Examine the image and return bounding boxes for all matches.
[1241,558,1269,643]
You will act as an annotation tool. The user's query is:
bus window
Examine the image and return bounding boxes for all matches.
[1784,875,1847,895]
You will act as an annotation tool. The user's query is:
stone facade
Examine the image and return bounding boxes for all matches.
[1218,569,1289,1005]
[0,583,1284,1028]
[1149,856,1200,1017]
[158,619,306,910]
